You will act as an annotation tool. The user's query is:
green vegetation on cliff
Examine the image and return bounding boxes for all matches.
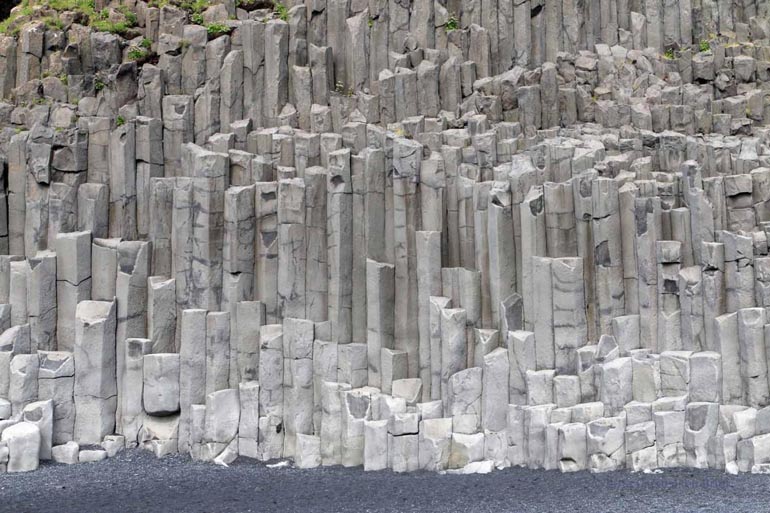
[0,0,140,36]
[0,0,283,38]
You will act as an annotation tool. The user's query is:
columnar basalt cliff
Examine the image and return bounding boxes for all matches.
[2,0,770,475]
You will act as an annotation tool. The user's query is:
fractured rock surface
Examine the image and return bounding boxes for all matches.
[2,0,770,476]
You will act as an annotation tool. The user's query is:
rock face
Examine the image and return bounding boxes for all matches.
[1,0,770,476]
[2,422,40,472]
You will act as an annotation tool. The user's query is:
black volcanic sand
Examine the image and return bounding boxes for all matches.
[0,449,767,513]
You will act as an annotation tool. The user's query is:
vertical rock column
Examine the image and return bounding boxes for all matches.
[259,324,284,461]
[122,338,152,447]
[679,266,705,352]
[135,117,164,240]
[0,36,17,100]
[366,259,395,390]
[278,178,307,320]
[55,231,91,352]
[724,231,755,313]
[572,171,597,340]
[189,146,229,312]
[509,157,537,300]
[474,181,494,328]
[552,257,587,374]
[26,251,57,352]
[543,181,576,257]
[304,167,328,322]
[283,318,314,458]
[9,260,28,328]
[9,353,37,415]
[220,50,244,132]
[148,276,177,354]
[532,257,555,370]
[393,139,422,377]
[73,300,117,445]
[179,309,207,454]
[223,184,256,374]
[327,149,353,344]
[440,146,461,267]
[205,311,230,397]
[521,186,546,331]
[488,183,516,331]
[114,241,150,435]
[737,308,769,407]
[25,125,51,257]
[16,22,42,87]
[109,121,138,240]
[619,183,639,316]
[458,176,476,271]
[242,20,265,128]
[49,128,87,246]
[416,232,442,401]
[264,20,289,127]
[172,178,194,322]
[161,95,194,177]
[513,0,531,67]
[657,241,682,352]
[7,131,27,255]
[234,301,265,385]
[592,178,625,334]
[37,351,75,445]
[254,181,280,323]
[645,0,664,51]
[440,308,467,408]
[635,197,662,351]
[148,178,175,277]
[702,242,725,353]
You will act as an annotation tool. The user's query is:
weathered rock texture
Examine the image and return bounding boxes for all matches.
[1,0,770,475]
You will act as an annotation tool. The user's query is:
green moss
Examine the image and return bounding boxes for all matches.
[91,19,134,35]
[127,46,148,61]
[117,5,137,27]
[46,0,95,12]
[0,0,34,35]
[0,0,238,37]
[274,1,288,22]
[90,5,136,35]
[177,0,209,16]
[663,48,676,60]
[446,13,459,32]
[0,0,143,36]
[140,37,152,49]
[147,0,171,8]
[699,40,711,53]
[116,115,125,127]
[206,22,232,38]
[94,77,105,92]
[41,16,65,31]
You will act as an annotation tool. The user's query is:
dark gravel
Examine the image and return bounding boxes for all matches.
[0,449,768,513]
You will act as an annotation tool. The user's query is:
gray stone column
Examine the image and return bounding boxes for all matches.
[55,232,91,352]
[115,241,150,435]
[74,300,117,444]
[393,139,422,377]
[278,178,307,320]
[327,149,353,344]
